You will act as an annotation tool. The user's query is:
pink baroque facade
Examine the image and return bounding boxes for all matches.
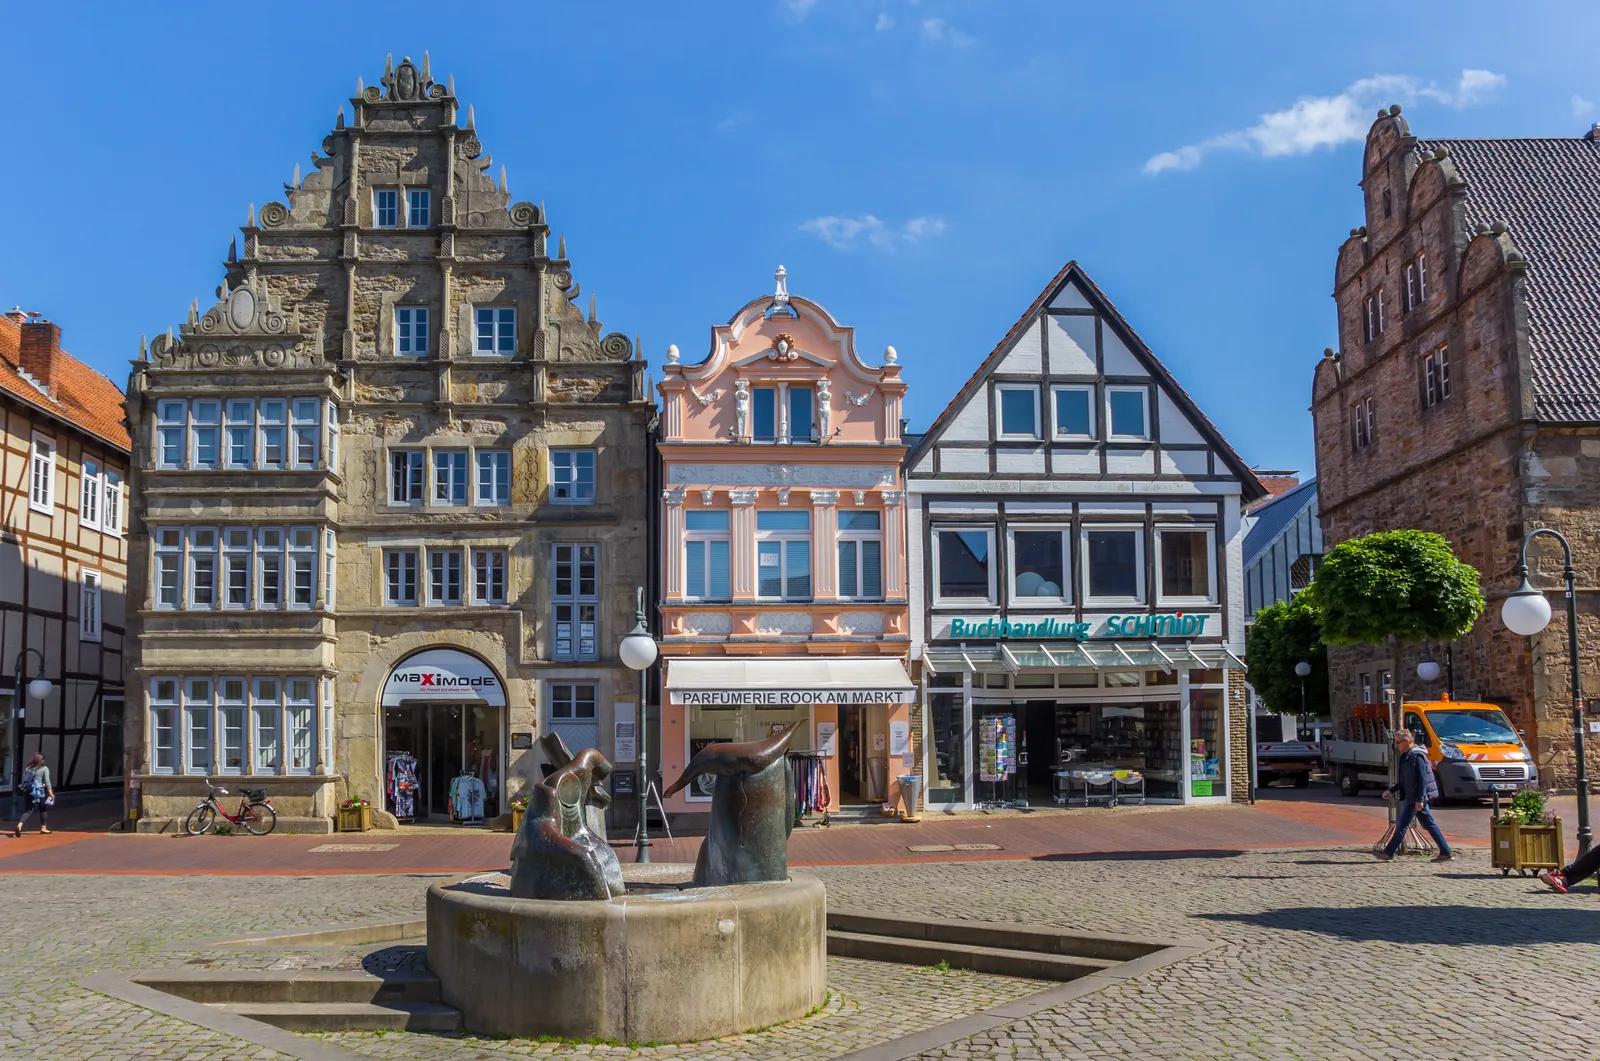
[655,268,916,824]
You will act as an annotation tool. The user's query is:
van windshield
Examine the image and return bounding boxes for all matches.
[1426,709,1517,744]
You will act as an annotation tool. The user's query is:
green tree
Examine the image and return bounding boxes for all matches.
[1308,529,1484,646]
[1247,596,1329,717]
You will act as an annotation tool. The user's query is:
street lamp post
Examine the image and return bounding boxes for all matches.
[1294,660,1312,717]
[618,587,659,863]
[1502,528,1591,857]
[8,649,53,819]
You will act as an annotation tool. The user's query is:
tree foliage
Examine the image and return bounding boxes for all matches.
[1308,530,1484,646]
[1246,595,1330,718]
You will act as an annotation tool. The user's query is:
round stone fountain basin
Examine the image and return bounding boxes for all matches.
[426,864,826,1043]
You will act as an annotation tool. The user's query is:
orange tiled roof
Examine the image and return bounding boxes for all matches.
[0,313,131,452]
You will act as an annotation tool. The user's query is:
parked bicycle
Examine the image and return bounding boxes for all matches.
[184,781,277,836]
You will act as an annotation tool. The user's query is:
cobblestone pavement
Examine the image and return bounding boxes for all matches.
[5,849,1599,1059]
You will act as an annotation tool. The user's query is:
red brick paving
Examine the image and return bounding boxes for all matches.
[0,791,1498,877]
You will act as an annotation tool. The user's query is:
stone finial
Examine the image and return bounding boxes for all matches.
[247,202,256,227]
[1389,103,1402,116]
[385,52,394,77]
[336,105,346,129]
[884,344,898,365]
[357,76,364,94]
[423,51,431,81]
[467,104,476,131]
[291,162,301,190]
[557,233,567,259]
[499,165,508,193]
[773,264,790,306]
[448,74,456,97]
[228,237,238,263]
[588,294,597,324]
[634,334,643,362]
[138,335,147,361]
[666,343,680,364]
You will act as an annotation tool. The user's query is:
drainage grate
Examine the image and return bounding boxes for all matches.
[307,843,398,853]
[906,842,1003,853]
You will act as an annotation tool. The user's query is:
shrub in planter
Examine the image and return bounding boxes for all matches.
[337,798,373,833]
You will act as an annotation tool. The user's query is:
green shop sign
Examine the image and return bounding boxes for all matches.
[946,613,1210,641]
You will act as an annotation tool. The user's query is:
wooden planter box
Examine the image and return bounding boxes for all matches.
[510,807,525,834]
[337,805,372,833]
[1491,817,1563,876]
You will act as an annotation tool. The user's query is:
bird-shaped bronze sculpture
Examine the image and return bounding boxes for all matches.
[664,721,801,886]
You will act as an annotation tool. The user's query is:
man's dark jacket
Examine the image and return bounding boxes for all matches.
[1394,745,1440,804]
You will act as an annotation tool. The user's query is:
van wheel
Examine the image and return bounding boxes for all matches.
[1338,769,1360,798]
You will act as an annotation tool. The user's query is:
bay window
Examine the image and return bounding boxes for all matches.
[184,678,213,775]
[156,402,185,469]
[150,678,178,773]
[836,510,883,600]
[290,398,320,468]
[257,528,283,608]
[756,510,811,600]
[286,678,316,774]
[218,678,247,775]
[933,526,995,606]
[223,528,252,608]
[154,528,183,609]
[188,528,217,609]
[252,677,281,773]
[288,527,317,608]
[225,399,254,468]
[684,511,731,601]
[190,400,221,469]
[150,674,331,777]
[259,399,287,469]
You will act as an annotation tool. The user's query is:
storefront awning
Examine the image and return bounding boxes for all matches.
[923,642,1244,676]
[666,657,915,706]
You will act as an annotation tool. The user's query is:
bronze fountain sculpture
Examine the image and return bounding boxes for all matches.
[663,720,800,886]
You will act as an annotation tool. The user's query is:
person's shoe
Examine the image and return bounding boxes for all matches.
[1539,869,1569,894]
[1371,849,1394,861]
[38,828,50,835]
[1431,852,1455,863]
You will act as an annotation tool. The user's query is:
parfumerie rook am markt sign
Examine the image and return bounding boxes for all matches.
[675,689,915,707]
[940,612,1212,641]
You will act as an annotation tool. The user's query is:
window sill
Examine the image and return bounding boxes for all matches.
[1083,598,1147,608]
[932,598,998,609]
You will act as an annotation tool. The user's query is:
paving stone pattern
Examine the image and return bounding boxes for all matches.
[4,850,1599,1058]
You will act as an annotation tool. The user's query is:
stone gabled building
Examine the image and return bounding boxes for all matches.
[1312,106,1600,786]
[126,55,652,831]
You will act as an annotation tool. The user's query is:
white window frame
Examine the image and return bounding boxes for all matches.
[101,469,123,535]
[1416,251,1430,303]
[836,510,884,601]
[476,449,511,506]
[1051,385,1096,441]
[373,187,400,228]
[1154,524,1218,606]
[428,547,465,606]
[755,511,812,602]
[285,677,317,775]
[683,511,732,601]
[223,527,253,610]
[395,305,430,357]
[1105,386,1151,441]
[550,448,596,505]
[406,187,431,228]
[79,458,102,530]
[252,677,281,774]
[327,401,340,473]
[433,449,468,506]
[290,398,321,469]
[1006,524,1072,607]
[995,384,1041,440]
[324,529,337,610]
[1403,261,1418,313]
[474,306,516,356]
[190,399,221,470]
[1423,345,1451,408]
[473,548,507,605]
[187,528,218,610]
[225,398,255,470]
[150,678,180,774]
[288,526,318,610]
[551,543,600,661]
[154,528,184,610]
[257,528,284,609]
[184,677,214,776]
[28,433,55,513]
[156,401,186,470]
[549,682,599,723]
[389,449,425,506]
[258,399,287,470]
[217,677,247,776]
[80,569,102,642]
[1081,523,1146,607]
[384,548,419,606]
[931,524,997,608]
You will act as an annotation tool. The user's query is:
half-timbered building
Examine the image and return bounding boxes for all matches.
[1,309,130,800]
[906,261,1264,809]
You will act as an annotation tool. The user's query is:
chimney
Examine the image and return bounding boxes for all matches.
[1586,123,1600,142]
[19,317,63,395]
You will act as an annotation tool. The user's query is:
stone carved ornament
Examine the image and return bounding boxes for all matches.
[148,276,318,372]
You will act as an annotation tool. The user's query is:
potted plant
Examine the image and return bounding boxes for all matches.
[1490,787,1563,876]
[509,793,529,834]
[337,797,373,833]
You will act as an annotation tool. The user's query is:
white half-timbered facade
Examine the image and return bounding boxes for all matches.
[906,261,1265,809]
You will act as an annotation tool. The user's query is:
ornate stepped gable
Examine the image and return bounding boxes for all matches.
[143,52,637,378]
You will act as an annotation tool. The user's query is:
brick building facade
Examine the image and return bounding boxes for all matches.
[1312,106,1600,787]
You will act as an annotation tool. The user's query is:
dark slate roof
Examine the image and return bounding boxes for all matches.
[1416,136,1600,422]
[1243,477,1317,567]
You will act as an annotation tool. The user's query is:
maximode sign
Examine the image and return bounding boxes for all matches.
[942,613,1211,641]
[382,648,506,707]
[676,688,914,707]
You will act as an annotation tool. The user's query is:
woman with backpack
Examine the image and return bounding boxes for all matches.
[12,753,54,836]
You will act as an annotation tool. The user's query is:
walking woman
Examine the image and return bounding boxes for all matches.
[12,753,54,836]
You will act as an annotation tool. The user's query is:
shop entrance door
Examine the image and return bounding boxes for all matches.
[382,702,501,823]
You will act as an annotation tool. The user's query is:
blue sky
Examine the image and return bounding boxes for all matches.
[4,2,1594,475]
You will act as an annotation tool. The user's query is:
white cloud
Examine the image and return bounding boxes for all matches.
[1144,68,1507,175]
[875,12,895,30]
[714,112,747,134]
[781,0,819,19]
[799,214,947,252]
[1574,94,1596,119]
[920,17,973,47]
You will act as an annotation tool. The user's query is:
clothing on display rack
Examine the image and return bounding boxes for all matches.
[788,753,830,817]
[449,772,487,822]
[387,753,419,820]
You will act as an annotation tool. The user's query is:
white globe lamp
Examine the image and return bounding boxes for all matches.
[26,676,52,702]
[619,626,658,672]
[1415,659,1441,683]
[1501,578,1553,637]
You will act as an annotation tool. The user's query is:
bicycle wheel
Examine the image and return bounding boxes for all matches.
[184,805,216,836]
[241,802,277,836]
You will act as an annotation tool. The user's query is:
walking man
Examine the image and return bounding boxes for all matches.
[1373,729,1453,862]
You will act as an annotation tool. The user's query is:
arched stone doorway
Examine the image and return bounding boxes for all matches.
[380,648,507,825]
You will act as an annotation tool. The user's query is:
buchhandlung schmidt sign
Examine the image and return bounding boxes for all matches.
[942,613,1211,641]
